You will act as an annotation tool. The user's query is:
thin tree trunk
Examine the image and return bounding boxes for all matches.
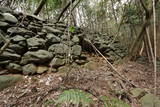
[153,0,157,96]
[34,0,47,16]
[110,0,117,24]
[56,0,76,22]
[129,0,159,59]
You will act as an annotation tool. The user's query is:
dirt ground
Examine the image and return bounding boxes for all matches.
[0,56,159,107]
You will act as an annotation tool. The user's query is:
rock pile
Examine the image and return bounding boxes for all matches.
[0,7,86,75]
[83,33,127,62]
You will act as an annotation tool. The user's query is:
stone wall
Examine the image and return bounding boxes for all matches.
[0,8,87,75]
[0,7,126,75]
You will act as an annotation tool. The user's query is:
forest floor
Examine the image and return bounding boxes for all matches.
[0,55,160,107]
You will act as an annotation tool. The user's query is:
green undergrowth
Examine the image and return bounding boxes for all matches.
[43,89,131,107]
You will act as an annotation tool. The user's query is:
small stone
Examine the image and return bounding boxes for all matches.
[22,63,37,75]
[72,36,79,43]
[75,59,88,65]
[37,66,48,74]
[21,50,53,65]
[27,37,46,50]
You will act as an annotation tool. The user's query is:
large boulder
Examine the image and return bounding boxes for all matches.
[21,50,53,65]
[27,37,46,50]
[3,13,18,24]
[48,43,69,57]
[22,63,37,75]
[0,51,21,61]
[7,27,35,36]
[0,75,23,91]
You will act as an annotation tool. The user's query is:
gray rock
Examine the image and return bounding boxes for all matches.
[22,63,37,75]
[12,35,26,43]
[0,75,23,91]
[75,59,88,65]
[71,45,82,57]
[72,36,79,43]
[0,51,21,61]
[7,63,22,73]
[48,43,69,56]
[21,50,53,65]
[50,58,65,68]
[7,27,35,36]
[3,13,18,23]
[0,7,12,13]
[37,66,48,74]
[61,35,68,41]
[46,33,60,45]
[18,41,27,47]
[28,24,42,33]
[27,37,46,50]
[58,65,69,73]
[8,44,26,55]
[0,60,11,66]
[130,88,146,98]
[140,94,160,107]
[0,21,9,27]
[43,26,62,34]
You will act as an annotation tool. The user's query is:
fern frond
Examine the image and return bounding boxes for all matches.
[100,96,131,107]
[55,89,93,106]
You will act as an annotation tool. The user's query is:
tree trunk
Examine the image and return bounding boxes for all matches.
[129,0,159,60]
[34,0,47,16]
[56,0,76,22]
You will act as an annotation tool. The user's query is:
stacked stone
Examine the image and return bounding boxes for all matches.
[83,33,127,63]
[0,7,86,75]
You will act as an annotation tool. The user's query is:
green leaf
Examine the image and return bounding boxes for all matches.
[69,26,76,33]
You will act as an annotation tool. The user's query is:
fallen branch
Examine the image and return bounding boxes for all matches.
[87,39,136,88]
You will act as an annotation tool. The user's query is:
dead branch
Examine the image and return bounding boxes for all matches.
[87,39,136,88]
